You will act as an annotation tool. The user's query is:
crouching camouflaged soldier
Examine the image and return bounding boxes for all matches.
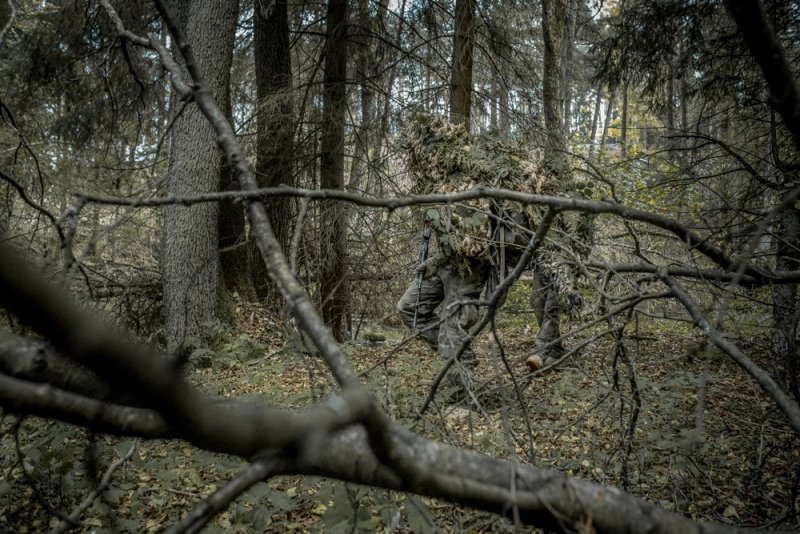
[396,115,544,401]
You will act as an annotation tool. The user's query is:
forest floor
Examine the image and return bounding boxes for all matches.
[1,284,799,533]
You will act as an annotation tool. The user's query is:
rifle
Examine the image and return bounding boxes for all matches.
[412,214,432,329]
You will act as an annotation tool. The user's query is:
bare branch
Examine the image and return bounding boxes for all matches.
[586,262,800,286]
[98,0,192,97]
[49,442,138,534]
[295,426,769,534]
[167,457,283,534]
[76,185,779,284]
[0,371,170,438]
[678,132,782,191]
[0,168,65,245]
[0,0,15,50]
[659,271,800,435]
[146,32,192,98]
[98,0,149,47]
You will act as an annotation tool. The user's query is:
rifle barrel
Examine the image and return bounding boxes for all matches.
[412,217,431,329]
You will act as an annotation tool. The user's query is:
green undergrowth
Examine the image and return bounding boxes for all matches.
[1,294,799,533]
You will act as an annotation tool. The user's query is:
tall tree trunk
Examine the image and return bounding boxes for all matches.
[533,0,575,361]
[490,76,498,131]
[449,0,475,130]
[621,83,629,158]
[561,0,578,136]
[0,177,9,237]
[218,0,254,302]
[665,63,676,161]
[600,85,616,153]
[320,0,351,341]
[348,0,377,195]
[376,0,406,191]
[542,0,568,175]
[679,66,690,169]
[772,202,800,400]
[162,0,238,357]
[770,109,800,400]
[219,172,254,299]
[252,0,294,305]
[379,0,405,135]
[589,89,602,153]
[499,83,510,137]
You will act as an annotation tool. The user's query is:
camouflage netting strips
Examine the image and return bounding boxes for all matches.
[402,115,546,264]
[401,115,595,300]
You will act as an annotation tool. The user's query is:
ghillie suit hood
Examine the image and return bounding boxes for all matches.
[402,115,550,267]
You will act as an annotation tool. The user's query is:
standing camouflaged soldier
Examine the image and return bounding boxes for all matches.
[527,204,594,366]
[396,115,546,401]
[397,115,595,391]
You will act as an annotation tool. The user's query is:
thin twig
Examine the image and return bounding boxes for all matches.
[0,0,16,51]
[49,442,138,534]
[166,457,281,534]
[0,168,64,241]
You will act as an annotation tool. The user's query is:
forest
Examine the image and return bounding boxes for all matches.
[1,0,800,532]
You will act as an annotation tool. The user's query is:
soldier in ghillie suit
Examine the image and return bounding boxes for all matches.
[396,115,593,401]
[527,210,594,365]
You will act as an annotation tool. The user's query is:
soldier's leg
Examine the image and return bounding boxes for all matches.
[397,273,444,352]
[436,265,489,402]
[438,265,486,365]
[531,270,565,360]
[530,269,547,327]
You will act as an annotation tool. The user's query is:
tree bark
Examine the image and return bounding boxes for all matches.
[252,0,295,305]
[772,204,800,400]
[219,163,256,300]
[665,63,677,161]
[561,0,578,136]
[218,0,255,302]
[348,0,377,195]
[600,85,616,152]
[319,0,351,340]
[542,0,569,175]
[499,83,509,137]
[161,0,237,357]
[590,89,602,153]
[621,83,628,157]
[449,0,475,130]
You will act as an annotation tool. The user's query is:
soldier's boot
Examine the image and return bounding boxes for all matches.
[526,342,565,372]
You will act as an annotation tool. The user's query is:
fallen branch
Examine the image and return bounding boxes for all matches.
[659,271,800,435]
[166,456,282,534]
[0,234,780,534]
